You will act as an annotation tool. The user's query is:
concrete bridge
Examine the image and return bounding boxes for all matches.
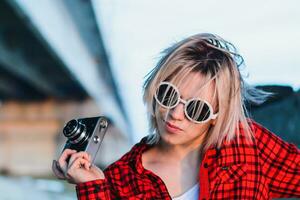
[0,0,131,176]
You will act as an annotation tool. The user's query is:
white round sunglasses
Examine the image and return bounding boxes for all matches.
[154,81,218,124]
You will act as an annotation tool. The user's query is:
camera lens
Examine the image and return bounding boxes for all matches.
[63,119,88,144]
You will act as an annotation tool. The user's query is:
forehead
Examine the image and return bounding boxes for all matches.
[169,72,216,100]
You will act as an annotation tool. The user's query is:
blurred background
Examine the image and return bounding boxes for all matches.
[0,0,299,199]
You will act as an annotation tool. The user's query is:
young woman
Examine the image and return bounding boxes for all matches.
[53,33,300,199]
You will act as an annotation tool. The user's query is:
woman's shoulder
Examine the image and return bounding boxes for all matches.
[222,119,292,153]
[237,118,281,142]
[247,119,289,145]
[247,119,299,158]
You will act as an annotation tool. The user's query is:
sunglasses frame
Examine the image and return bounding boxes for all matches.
[154,81,218,124]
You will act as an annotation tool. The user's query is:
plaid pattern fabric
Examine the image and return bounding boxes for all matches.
[76,120,300,199]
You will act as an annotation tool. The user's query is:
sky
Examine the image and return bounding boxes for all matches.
[92,0,300,142]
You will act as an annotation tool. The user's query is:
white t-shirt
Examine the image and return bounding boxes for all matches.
[172,184,199,200]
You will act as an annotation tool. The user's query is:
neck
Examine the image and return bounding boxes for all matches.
[154,139,204,166]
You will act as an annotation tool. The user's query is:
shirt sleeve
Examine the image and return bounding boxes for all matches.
[254,121,300,198]
[76,179,114,200]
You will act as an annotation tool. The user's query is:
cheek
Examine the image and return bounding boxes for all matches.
[184,122,212,135]
[156,106,168,119]
[155,108,166,125]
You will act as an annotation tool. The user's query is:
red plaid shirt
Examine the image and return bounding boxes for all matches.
[76,121,300,199]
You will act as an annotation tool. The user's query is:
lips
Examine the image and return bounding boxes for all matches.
[165,121,183,131]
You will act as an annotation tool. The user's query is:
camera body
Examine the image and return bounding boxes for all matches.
[62,116,110,164]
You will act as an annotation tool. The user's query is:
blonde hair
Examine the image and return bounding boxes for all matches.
[143,33,271,151]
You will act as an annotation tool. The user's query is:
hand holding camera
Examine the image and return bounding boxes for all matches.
[52,149,105,184]
[52,116,109,184]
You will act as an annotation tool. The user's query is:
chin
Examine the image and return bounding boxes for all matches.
[159,132,183,145]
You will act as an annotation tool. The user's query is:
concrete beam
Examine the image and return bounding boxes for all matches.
[11,0,130,139]
[0,38,65,98]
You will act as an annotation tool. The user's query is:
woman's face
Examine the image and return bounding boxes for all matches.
[155,72,218,147]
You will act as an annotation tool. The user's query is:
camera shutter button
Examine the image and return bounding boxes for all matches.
[99,118,108,128]
[93,136,100,143]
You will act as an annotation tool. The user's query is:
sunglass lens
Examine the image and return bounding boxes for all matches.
[186,100,210,122]
[156,84,178,107]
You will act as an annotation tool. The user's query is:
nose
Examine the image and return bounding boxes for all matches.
[169,102,185,121]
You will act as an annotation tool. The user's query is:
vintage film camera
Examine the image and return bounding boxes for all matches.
[62,116,110,164]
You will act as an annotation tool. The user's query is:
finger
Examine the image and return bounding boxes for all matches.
[67,157,91,176]
[84,159,91,170]
[68,152,91,168]
[58,149,77,170]
[52,160,66,179]
[70,157,91,170]
[71,155,91,170]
